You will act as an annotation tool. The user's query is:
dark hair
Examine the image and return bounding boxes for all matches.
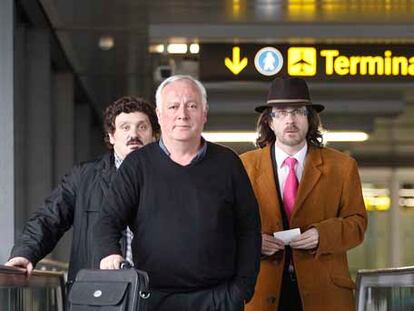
[103,96,160,149]
[255,106,324,148]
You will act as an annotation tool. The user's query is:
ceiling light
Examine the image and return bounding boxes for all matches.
[202,131,369,143]
[189,43,200,54]
[98,35,114,51]
[363,187,390,196]
[149,44,165,53]
[399,189,414,197]
[167,43,188,54]
[323,131,369,142]
[203,132,257,143]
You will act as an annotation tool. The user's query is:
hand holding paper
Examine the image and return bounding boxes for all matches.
[262,233,285,256]
[273,228,301,245]
[289,228,319,250]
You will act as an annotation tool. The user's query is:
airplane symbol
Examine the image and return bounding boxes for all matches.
[288,47,317,76]
[292,51,312,73]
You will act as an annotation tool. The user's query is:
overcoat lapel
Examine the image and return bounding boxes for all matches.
[98,153,116,195]
[256,145,283,226]
[292,147,322,218]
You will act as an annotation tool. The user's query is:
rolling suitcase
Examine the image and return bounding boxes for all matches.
[68,262,150,311]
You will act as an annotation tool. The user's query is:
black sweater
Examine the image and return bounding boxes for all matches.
[94,142,261,301]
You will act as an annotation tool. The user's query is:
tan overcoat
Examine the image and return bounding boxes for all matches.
[240,145,367,311]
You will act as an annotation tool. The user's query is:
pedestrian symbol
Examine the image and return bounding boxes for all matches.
[254,47,283,76]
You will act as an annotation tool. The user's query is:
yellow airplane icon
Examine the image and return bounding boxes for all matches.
[288,47,317,76]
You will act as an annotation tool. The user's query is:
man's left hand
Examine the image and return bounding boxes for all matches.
[289,228,319,250]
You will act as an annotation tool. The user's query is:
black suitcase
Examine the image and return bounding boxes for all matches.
[68,264,150,311]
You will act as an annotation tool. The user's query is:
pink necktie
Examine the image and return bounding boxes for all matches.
[283,157,298,220]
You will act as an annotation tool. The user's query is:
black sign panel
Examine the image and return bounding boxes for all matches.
[199,43,414,82]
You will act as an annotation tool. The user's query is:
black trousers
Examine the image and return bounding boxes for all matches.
[148,286,244,311]
[278,268,303,311]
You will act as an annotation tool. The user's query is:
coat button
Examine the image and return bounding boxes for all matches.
[266,296,277,304]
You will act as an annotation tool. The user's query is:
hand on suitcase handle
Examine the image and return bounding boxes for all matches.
[99,254,124,269]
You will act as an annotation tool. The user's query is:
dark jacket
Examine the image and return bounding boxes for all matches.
[10,153,118,283]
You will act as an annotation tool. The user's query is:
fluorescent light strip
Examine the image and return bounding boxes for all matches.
[399,189,414,197]
[323,132,369,142]
[203,131,369,143]
[363,188,390,196]
[203,132,257,143]
[167,43,188,54]
[189,43,200,54]
[149,44,164,53]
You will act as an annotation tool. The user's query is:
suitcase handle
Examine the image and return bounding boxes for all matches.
[120,260,132,270]
[139,291,150,299]
[120,260,151,300]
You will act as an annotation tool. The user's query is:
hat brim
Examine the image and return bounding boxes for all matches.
[255,100,324,113]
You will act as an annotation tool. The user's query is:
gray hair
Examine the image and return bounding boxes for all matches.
[155,75,208,111]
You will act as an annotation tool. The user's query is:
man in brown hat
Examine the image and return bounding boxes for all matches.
[241,77,367,311]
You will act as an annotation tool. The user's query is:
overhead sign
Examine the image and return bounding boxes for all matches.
[200,43,414,82]
[287,47,317,76]
[224,46,248,75]
[254,47,283,76]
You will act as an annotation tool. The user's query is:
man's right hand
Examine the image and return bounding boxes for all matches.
[99,254,124,269]
[5,257,34,276]
[262,233,285,256]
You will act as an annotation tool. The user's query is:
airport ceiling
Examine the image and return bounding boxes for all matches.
[20,0,414,165]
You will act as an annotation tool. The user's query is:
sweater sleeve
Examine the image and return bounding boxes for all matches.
[9,166,78,266]
[229,156,262,303]
[93,155,140,261]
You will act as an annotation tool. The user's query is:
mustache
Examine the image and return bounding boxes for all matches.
[127,137,143,146]
[284,125,299,131]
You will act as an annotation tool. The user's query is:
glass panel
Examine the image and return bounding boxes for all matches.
[400,183,414,266]
[356,267,414,311]
[363,286,414,311]
[0,266,65,311]
[348,182,390,277]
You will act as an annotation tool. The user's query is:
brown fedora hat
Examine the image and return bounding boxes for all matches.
[255,77,324,113]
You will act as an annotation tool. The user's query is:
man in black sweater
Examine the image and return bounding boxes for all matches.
[95,75,261,311]
[5,97,159,287]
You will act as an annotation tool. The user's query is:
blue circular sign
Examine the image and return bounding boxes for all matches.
[254,47,283,76]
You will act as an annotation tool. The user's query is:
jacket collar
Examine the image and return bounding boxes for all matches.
[293,146,322,218]
[256,144,323,221]
[98,152,116,186]
[256,145,283,223]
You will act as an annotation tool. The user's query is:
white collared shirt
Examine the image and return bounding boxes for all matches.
[274,142,308,199]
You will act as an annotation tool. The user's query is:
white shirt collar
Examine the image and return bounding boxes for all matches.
[275,142,308,169]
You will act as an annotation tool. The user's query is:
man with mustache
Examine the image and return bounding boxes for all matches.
[5,96,159,289]
[94,75,261,311]
[241,77,367,311]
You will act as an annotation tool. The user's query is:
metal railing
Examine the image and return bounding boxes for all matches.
[356,266,414,311]
[0,264,66,311]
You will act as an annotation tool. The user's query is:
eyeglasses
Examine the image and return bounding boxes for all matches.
[269,108,308,119]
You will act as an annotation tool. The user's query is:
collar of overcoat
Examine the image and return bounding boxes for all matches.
[255,144,323,223]
[98,152,117,189]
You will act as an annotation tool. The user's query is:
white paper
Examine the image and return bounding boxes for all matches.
[273,228,301,245]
